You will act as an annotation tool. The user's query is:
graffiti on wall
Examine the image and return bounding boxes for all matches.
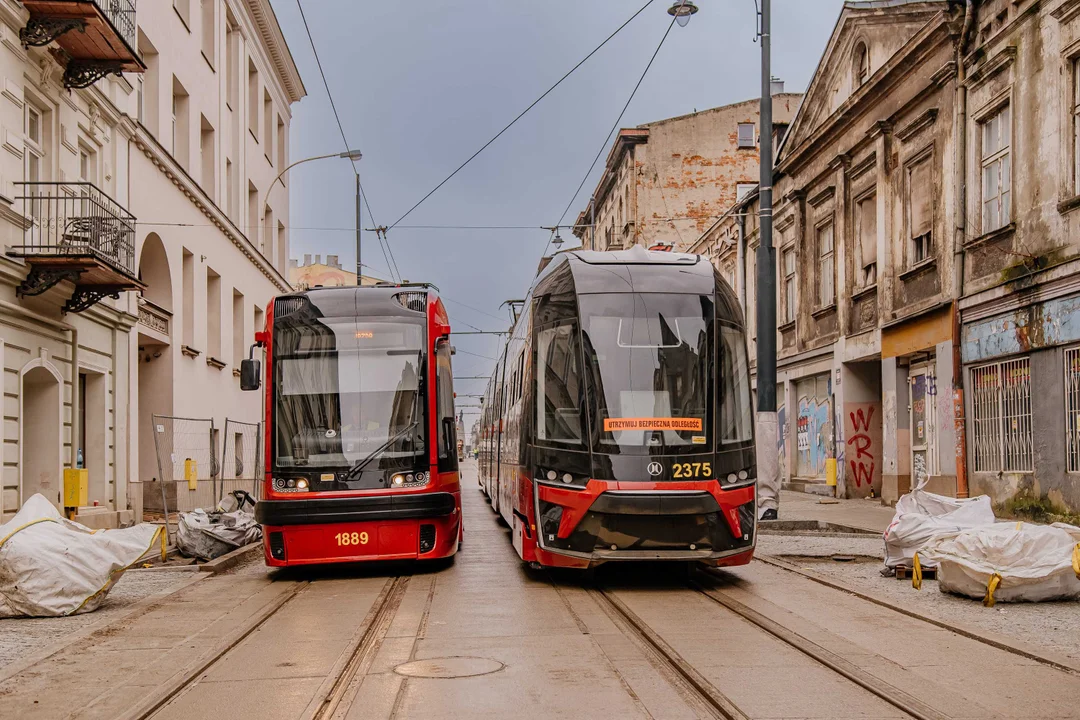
[796,395,831,478]
[844,402,882,498]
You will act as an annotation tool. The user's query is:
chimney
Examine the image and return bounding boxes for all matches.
[314,254,322,265]
[303,253,311,266]
[327,254,339,268]
[770,77,784,95]
[289,258,297,269]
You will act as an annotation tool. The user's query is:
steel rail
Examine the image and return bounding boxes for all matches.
[689,576,949,720]
[308,575,410,720]
[591,587,749,720]
[124,580,312,720]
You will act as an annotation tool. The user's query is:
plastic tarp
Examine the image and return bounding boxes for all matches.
[883,480,996,569]
[0,494,165,618]
[175,491,261,561]
[920,522,1080,604]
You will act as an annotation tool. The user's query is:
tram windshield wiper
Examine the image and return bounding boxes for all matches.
[345,421,419,480]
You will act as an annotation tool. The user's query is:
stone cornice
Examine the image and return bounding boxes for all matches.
[243,0,306,104]
[964,46,1017,90]
[895,108,939,142]
[1052,0,1080,23]
[124,117,290,293]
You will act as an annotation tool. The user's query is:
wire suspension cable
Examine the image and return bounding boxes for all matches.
[549,14,678,262]
[387,0,658,230]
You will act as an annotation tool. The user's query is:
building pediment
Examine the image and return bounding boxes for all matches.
[779,1,950,167]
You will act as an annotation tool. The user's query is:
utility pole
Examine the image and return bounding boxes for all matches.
[755,0,780,520]
[355,173,362,285]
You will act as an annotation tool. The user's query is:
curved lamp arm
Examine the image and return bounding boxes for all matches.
[271,149,362,190]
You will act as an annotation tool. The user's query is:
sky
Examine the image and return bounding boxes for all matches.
[268,0,847,411]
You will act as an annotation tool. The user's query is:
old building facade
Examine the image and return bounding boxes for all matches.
[696,0,1080,513]
[0,0,303,524]
[573,92,801,253]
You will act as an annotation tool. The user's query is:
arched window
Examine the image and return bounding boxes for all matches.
[854,42,869,87]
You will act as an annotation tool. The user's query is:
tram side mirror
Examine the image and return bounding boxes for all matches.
[240,342,261,391]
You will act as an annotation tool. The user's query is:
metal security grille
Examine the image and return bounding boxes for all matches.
[1066,347,1080,472]
[970,358,1032,473]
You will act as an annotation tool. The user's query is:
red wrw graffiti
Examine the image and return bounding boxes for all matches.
[846,406,875,488]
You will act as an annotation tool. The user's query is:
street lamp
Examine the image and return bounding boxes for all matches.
[270,149,364,286]
[679,0,778,519]
[667,0,698,27]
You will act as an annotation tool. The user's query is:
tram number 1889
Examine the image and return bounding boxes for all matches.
[335,531,370,546]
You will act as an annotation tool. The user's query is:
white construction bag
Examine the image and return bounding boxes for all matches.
[0,494,165,617]
[919,522,1080,605]
[175,490,261,561]
[883,480,996,569]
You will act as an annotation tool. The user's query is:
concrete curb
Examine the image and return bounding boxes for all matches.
[756,554,1080,676]
[0,572,208,685]
[198,542,261,573]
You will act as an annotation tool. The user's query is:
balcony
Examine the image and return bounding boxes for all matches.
[137,298,170,343]
[20,0,144,89]
[8,182,144,313]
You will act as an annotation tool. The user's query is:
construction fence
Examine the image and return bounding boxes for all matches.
[141,415,263,541]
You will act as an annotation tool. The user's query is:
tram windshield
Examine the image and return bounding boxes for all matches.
[273,318,426,469]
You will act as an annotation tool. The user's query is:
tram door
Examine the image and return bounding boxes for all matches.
[908,365,936,489]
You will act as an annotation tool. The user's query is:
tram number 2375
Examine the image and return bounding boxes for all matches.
[335,531,370,546]
[671,462,712,478]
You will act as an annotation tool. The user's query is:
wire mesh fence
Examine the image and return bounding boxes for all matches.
[145,414,263,542]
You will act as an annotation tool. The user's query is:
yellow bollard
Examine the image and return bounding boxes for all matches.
[184,458,198,491]
[825,458,837,487]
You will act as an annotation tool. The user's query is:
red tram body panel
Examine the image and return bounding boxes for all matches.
[478,248,757,569]
[245,284,462,567]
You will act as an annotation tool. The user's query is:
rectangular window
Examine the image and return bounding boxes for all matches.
[247,182,258,248]
[172,77,189,169]
[248,60,259,139]
[818,223,835,307]
[78,145,96,183]
[908,157,932,264]
[174,0,191,28]
[226,159,236,221]
[971,357,1032,473]
[719,326,753,444]
[200,115,215,199]
[136,76,145,123]
[277,115,285,170]
[856,193,877,286]
[232,289,245,367]
[207,268,221,359]
[201,0,215,68]
[24,103,44,186]
[736,182,756,201]
[277,221,286,273]
[782,246,796,324]
[737,123,756,148]
[535,323,583,445]
[225,12,238,109]
[1074,60,1080,194]
[263,90,272,163]
[1066,347,1080,472]
[981,105,1011,233]
[182,249,195,347]
[263,205,273,260]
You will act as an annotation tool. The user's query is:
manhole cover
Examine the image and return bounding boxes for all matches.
[394,656,505,679]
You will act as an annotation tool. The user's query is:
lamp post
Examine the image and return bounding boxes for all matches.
[270,148,363,284]
[669,0,778,519]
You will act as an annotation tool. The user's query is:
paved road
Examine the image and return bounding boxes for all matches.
[3,461,1080,719]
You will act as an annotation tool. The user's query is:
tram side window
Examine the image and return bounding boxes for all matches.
[719,325,753,444]
[535,323,584,445]
[436,338,458,472]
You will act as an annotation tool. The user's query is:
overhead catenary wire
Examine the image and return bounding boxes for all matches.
[547,12,679,259]
[386,0,658,231]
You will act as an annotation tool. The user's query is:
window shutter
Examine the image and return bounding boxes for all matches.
[909,160,933,238]
[859,196,877,266]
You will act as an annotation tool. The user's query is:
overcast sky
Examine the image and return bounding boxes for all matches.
[269,0,846,407]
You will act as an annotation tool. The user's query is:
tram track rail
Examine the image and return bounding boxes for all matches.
[590,571,955,720]
[122,574,409,720]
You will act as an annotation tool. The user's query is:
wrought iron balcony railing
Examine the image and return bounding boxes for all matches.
[8,182,143,313]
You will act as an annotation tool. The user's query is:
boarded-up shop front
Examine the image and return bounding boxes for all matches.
[795,374,832,481]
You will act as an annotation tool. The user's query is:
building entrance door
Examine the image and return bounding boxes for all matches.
[909,365,936,488]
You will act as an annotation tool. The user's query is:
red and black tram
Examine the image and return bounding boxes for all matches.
[478,247,756,569]
[241,283,462,567]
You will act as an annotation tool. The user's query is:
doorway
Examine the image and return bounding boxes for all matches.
[909,364,936,488]
[21,365,62,506]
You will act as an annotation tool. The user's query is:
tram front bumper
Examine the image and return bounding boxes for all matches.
[533,480,755,566]
[256,492,460,566]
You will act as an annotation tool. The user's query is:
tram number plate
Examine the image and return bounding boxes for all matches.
[335,531,370,547]
[671,462,712,478]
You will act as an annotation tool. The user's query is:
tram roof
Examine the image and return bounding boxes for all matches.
[276,284,440,320]
[535,246,718,296]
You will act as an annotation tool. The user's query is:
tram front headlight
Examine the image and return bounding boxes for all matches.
[392,474,405,487]
[296,478,309,491]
